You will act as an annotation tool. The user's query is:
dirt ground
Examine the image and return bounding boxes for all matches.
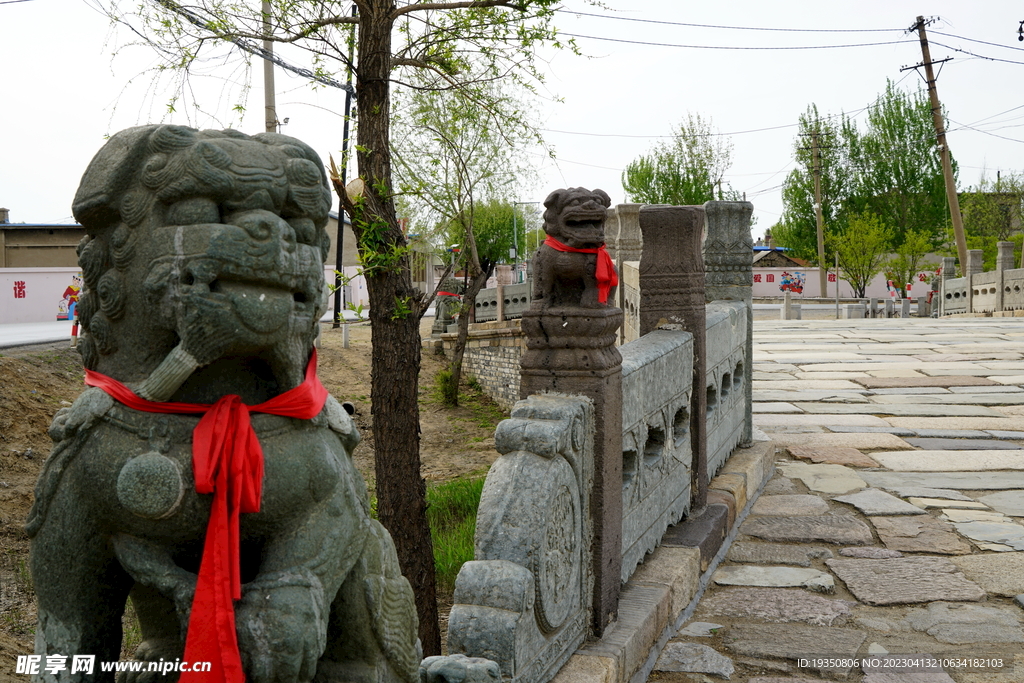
[0,317,504,678]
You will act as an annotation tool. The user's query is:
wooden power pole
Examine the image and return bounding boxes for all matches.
[811,131,827,298]
[909,15,968,273]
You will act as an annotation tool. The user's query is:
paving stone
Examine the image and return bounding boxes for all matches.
[985,429,1024,439]
[653,641,735,678]
[752,379,867,391]
[940,509,1010,523]
[777,463,867,494]
[911,429,993,439]
[794,371,871,380]
[904,602,1024,644]
[840,547,903,559]
[908,498,991,510]
[951,553,1024,597]
[949,385,1024,393]
[871,515,973,555]
[740,514,874,546]
[1016,594,1024,609]
[854,376,1000,389]
[904,437,1024,450]
[792,403,1006,417]
[712,565,834,593]
[754,390,870,403]
[752,402,803,413]
[761,476,802,495]
[823,425,917,436]
[698,587,852,626]
[761,425,824,434]
[887,417,1024,432]
[868,387,952,395]
[774,432,912,451]
[861,471,1024,490]
[677,621,723,637]
[834,489,927,516]
[727,542,832,567]
[751,494,830,516]
[862,668,955,683]
[975,542,1018,552]
[875,486,974,502]
[785,445,881,467]
[977,491,1024,517]
[870,393,1024,406]
[952,521,1024,551]
[722,624,867,677]
[825,557,985,604]
[866,369,927,378]
[871,450,1024,471]
[754,414,889,427]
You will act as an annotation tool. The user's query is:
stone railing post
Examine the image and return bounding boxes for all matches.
[638,205,708,509]
[520,189,623,636]
[940,256,956,316]
[997,241,1014,312]
[615,204,642,344]
[703,201,754,446]
[967,249,983,313]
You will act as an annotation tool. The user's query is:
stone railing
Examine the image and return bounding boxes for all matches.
[447,394,595,683]
[473,281,532,322]
[448,199,754,683]
[940,244,1024,316]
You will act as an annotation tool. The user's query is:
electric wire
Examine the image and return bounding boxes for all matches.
[561,33,914,51]
[555,9,904,33]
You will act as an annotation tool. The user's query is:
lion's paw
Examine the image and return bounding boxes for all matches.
[236,582,327,683]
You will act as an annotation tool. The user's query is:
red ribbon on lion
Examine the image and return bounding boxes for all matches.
[543,236,619,304]
[84,351,329,683]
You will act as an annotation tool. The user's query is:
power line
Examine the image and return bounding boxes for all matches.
[949,120,1024,145]
[562,33,914,50]
[930,41,1024,66]
[555,10,904,33]
[930,29,1024,53]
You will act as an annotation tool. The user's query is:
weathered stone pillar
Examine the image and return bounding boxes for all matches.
[520,188,623,636]
[637,205,708,510]
[967,249,984,313]
[997,242,1015,271]
[703,201,754,445]
[614,204,642,345]
[940,256,957,316]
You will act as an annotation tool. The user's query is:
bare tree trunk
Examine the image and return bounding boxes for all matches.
[448,265,492,405]
[343,1,440,655]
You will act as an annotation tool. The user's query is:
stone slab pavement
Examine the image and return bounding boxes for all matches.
[647,318,1024,683]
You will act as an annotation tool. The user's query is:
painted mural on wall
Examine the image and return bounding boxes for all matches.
[56,273,82,320]
[778,271,805,294]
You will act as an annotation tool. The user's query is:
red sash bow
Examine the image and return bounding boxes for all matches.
[543,236,619,304]
[84,352,329,683]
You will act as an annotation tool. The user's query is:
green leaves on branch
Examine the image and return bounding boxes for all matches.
[622,112,736,206]
[828,212,890,298]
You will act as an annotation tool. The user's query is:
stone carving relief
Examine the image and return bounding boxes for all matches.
[448,395,594,683]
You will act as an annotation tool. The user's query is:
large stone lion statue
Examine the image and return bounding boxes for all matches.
[27,125,420,683]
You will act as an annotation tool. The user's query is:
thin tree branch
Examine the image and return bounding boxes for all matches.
[391,0,524,21]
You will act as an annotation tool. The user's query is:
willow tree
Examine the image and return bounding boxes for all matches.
[393,79,536,405]
[102,0,593,654]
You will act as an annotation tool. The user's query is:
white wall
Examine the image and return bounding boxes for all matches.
[753,267,934,299]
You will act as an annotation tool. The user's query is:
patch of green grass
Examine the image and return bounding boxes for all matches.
[121,598,142,659]
[432,369,459,407]
[426,477,485,593]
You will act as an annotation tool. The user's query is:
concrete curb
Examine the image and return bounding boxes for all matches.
[551,440,777,683]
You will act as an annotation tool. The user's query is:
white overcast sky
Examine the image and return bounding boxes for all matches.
[3,1,1024,239]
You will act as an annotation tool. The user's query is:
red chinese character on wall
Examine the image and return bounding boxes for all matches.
[753,274,762,283]
[13,281,26,299]
[828,273,837,282]
[766,274,775,283]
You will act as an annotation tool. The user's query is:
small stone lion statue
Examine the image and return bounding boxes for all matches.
[27,125,421,683]
[531,188,617,309]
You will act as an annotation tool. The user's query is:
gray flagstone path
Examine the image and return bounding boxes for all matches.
[650,318,1024,682]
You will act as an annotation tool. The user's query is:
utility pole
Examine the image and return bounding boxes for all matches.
[262,0,277,133]
[331,4,358,328]
[800,130,829,298]
[907,15,968,273]
[811,130,827,298]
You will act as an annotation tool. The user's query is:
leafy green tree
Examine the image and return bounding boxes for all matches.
[394,80,535,405]
[622,112,736,205]
[776,105,855,264]
[959,172,1024,269]
[105,0,594,654]
[885,229,938,298]
[846,80,951,248]
[829,212,890,298]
